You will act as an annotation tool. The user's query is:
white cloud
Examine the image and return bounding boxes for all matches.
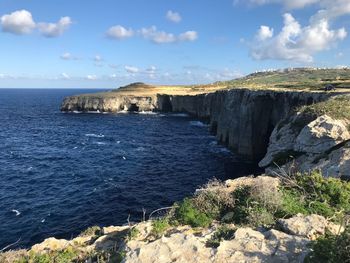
[37,17,72,37]
[94,55,103,62]
[125,65,139,73]
[178,31,198,41]
[86,75,97,80]
[106,25,134,39]
[1,10,36,35]
[244,0,319,9]
[60,52,79,60]
[166,10,182,23]
[256,26,274,40]
[61,73,70,79]
[140,26,198,44]
[140,26,176,43]
[251,13,347,62]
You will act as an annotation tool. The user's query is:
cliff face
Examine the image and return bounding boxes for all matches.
[61,89,331,161]
[158,90,331,161]
[61,95,158,112]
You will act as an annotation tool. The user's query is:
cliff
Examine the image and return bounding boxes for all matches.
[61,88,332,162]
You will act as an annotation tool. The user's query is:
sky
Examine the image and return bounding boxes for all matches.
[0,0,349,89]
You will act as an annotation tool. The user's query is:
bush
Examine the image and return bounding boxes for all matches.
[206,225,235,248]
[305,226,350,263]
[279,171,350,221]
[79,225,102,237]
[26,247,79,263]
[192,179,234,219]
[126,227,140,241]
[275,188,307,218]
[151,218,170,238]
[174,198,213,228]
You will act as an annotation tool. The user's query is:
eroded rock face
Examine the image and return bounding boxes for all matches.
[61,95,157,113]
[295,115,350,154]
[260,113,350,178]
[278,214,344,240]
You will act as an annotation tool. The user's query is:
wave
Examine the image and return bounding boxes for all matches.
[85,133,105,138]
[11,210,21,216]
[189,121,208,127]
[94,142,107,145]
[137,111,158,115]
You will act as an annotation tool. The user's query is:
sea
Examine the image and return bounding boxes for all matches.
[0,89,256,249]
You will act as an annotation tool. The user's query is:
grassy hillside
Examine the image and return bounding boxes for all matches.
[217,68,350,91]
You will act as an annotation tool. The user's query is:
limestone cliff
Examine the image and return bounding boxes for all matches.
[61,89,332,162]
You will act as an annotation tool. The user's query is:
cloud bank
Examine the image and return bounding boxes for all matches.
[0,9,71,37]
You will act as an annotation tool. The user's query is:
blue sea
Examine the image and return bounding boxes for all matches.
[0,89,256,249]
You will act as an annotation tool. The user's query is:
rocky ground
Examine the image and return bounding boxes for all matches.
[1,175,347,263]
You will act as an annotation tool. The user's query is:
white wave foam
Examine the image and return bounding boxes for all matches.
[87,110,101,114]
[189,121,208,127]
[72,110,83,114]
[138,111,157,115]
[85,133,105,138]
[95,142,107,145]
[11,209,21,216]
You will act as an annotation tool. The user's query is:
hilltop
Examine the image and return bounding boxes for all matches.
[217,67,350,91]
[83,68,350,98]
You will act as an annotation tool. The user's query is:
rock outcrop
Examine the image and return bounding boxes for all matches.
[260,110,350,178]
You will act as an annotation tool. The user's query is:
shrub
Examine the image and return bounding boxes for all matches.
[151,218,170,238]
[206,225,235,248]
[246,206,275,228]
[275,188,307,218]
[126,227,140,241]
[79,225,102,237]
[26,247,79,263]
[192,179,234,219]
[279,171,350,221]
[174,198,213,228]
[305,225,350,263]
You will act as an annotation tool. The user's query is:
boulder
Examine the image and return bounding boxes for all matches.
[278,214,343,240]
[31,237,70,253]
[295,115,350,154]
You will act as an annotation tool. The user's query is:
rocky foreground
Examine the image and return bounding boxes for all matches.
[1,175,349,263]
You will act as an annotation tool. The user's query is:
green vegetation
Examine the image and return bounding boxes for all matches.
[206,225,235,248]
[78,225,102,237]
[299,96,350,121]
[305,226,350,263]
[151,218,170,238]
[173,198,213,228]
[18,247,79,263]
[164,171,350,232]
[126,227,140,241]
[218,68,350,90]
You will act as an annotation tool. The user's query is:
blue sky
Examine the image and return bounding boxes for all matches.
[0,0,349,88]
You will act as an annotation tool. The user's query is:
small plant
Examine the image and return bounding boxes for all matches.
[151,218,170,238]
[173,198,213,228]
[206,225,235,248]
[26,247,79,263]
[192,179,234,219]
[126,227,140,241]
[79,225,102,237]
[305,225,350,263]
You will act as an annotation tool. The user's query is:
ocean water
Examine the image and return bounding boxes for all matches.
[0,89,256,249]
